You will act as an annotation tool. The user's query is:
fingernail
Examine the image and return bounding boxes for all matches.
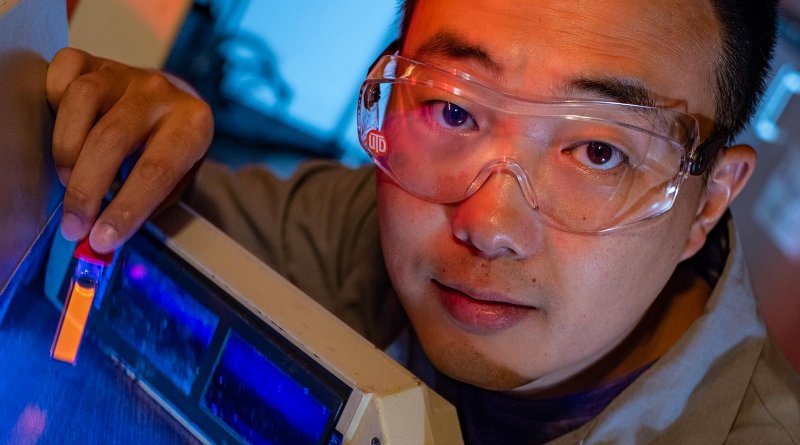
[61,212,84,241]
[56,167,72,186]
[90,223,118,253]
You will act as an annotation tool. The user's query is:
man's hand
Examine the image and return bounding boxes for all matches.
[46,47,214,253]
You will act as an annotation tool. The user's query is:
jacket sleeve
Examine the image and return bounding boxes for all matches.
[183,159,407,348]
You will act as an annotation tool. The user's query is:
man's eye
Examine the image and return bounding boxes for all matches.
[567,141,627,170]
[427,101,478,130]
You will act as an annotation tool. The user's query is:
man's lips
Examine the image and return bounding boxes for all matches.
[432,280,534,333]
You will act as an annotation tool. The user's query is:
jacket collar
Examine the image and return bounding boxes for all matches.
[554,218,766,444]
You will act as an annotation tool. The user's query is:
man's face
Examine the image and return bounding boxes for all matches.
[376,0,721,392]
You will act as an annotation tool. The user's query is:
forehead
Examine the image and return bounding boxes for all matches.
[405,0,720,129]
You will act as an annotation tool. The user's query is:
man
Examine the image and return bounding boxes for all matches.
[45,0,799,443]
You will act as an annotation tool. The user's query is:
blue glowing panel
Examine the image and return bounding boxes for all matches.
[103,251,220,394]
[204,333,334,445]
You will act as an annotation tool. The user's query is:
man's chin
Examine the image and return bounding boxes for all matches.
[420,336,534,391]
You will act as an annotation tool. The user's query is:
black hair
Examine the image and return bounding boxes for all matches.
[709,0,778,144]
[397,0,778,150]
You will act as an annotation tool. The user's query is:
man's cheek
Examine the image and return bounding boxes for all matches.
[377,188,426,283]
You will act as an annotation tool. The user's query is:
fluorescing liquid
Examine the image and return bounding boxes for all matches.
[51,238,114,365]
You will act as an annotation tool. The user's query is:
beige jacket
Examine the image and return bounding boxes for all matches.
[187,159,800,444]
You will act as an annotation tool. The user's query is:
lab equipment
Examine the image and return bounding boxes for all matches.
[38,203,462,444]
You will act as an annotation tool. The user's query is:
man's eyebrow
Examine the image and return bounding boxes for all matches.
[413,31,503,74]
[563,77,657,108]
[412,34,657,107]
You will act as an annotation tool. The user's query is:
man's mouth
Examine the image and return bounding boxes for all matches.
[432,280,534,334]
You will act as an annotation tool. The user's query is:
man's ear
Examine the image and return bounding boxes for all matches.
[680,144,757,261]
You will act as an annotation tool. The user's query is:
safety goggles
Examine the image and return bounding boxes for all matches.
[357,54,720,233]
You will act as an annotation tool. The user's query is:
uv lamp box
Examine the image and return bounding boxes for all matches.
[45,203,462,445]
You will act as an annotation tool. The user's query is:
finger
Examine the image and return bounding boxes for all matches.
[88,109,211,252]
[60,99,160,242]
[52,71,114,185]
[45,48,101,109]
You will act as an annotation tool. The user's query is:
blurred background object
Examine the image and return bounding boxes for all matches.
[782,0,800,23]
[67,0,399,171]
[68,0,193,68]
[731,0,800,372]
[162,0,398,173]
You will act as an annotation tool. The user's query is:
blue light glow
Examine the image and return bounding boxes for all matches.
[105,251,220,394]
[122,252,217,347]
[204,333,332,445]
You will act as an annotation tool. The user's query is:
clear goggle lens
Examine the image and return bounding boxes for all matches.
[357,55,700,233]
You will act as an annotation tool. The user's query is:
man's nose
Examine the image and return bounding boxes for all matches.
[450,170,541,260]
